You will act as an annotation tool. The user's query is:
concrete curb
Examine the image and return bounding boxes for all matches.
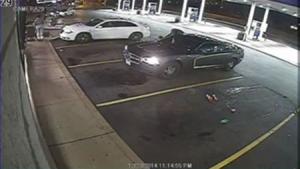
[24,52,59,169]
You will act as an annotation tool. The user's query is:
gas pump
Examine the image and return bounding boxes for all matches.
[187,7,199,22]
[148,2,158,15]
[249,20,268,40]
[122,0,131,11]
[259,22,268,40]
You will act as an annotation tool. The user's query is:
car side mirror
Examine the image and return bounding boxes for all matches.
[95,25,102,29]
[158,35,164,39]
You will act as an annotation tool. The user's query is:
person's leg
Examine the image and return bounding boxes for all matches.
[37,26,42,40]
[35,26,40,39]
[40,27,44,39]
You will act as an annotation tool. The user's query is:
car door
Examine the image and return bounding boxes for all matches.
[119,21,140,38]
[216,44,234,64]
[193,43,219,68]
[193,43,232,68]
[91,21,118,39]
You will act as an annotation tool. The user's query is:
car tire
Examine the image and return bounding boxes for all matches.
[160,61,181,79]
[75,33,92,43]
[224,58,237,71]
[129,32,143,41]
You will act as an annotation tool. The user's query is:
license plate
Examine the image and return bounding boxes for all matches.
[125,59,131,66]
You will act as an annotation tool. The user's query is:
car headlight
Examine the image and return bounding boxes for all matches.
[64,30,73,34]
[141,56,160,65]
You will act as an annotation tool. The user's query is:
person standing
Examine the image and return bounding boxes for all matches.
[33,14,44,40]
[253,27,261,40]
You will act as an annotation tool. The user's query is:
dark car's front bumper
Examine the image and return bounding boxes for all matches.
[122,50,162,75]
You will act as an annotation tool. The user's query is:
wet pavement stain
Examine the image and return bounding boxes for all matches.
[68,58,82,65]
[118,93,129,98]
[197,131,213,137]
[88,68,148,87]
[139,135,152,142]
[168,133,176,137]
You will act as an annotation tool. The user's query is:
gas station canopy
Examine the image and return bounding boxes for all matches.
[225,0,299,17]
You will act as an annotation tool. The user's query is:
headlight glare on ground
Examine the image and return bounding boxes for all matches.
[142,56,160,65]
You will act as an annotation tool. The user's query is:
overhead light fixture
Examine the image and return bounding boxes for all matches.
[259,4,263,8]
[293,13,298,17]
[243,0,247,2]
[281,7,287,11]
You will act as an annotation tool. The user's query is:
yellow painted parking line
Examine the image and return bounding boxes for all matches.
[209,112,296,169]
[68,59,123,69]
[96,76,243,107]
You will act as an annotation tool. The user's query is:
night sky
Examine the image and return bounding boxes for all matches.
[271,0,299,7]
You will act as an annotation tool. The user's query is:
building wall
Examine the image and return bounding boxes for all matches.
[1,7,56,169]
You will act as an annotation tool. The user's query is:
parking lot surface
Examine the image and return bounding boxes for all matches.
[51,37,297,169]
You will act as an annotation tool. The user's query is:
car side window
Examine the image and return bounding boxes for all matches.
[195,43,218,55]
[218,45,233,53]
[119,21,137,27]
[101,21,137,28]
[101,21,117,28]
[86,19,102,26]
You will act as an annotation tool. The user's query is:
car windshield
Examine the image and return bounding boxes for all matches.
[159,35,201,49]
[85,18,103,26]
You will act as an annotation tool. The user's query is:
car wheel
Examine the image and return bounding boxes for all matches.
[129,32,143,41]
[224,58,237,71]
[161,62,181,79]
[75,33,91,43]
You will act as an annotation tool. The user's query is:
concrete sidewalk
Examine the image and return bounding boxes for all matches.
[95,9,299,66]
[27,41,144,169]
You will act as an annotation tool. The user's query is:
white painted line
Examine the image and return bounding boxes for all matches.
[68,59,123,69]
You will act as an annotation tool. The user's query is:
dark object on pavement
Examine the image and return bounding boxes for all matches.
[174,17,180,23]
[123,33,244,78]
[237,31,246,41]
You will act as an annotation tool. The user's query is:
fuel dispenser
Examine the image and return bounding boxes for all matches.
[249,20,268,40]
[187,7,199,22]
[148,2,158,15]
[122,0,131,11]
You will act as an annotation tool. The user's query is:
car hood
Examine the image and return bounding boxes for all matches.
[128,41,188,57]
[63,23,91,32]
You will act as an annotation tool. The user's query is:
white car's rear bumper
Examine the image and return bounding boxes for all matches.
[143,30,151,38]
[144,31,151,37]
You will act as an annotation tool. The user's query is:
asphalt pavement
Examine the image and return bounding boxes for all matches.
[50,31,297,168]
[41,9,300,169]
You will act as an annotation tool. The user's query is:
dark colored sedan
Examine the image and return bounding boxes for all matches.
[123,33,244,78]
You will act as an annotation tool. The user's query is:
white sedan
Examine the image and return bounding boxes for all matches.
[60,18,151,42]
